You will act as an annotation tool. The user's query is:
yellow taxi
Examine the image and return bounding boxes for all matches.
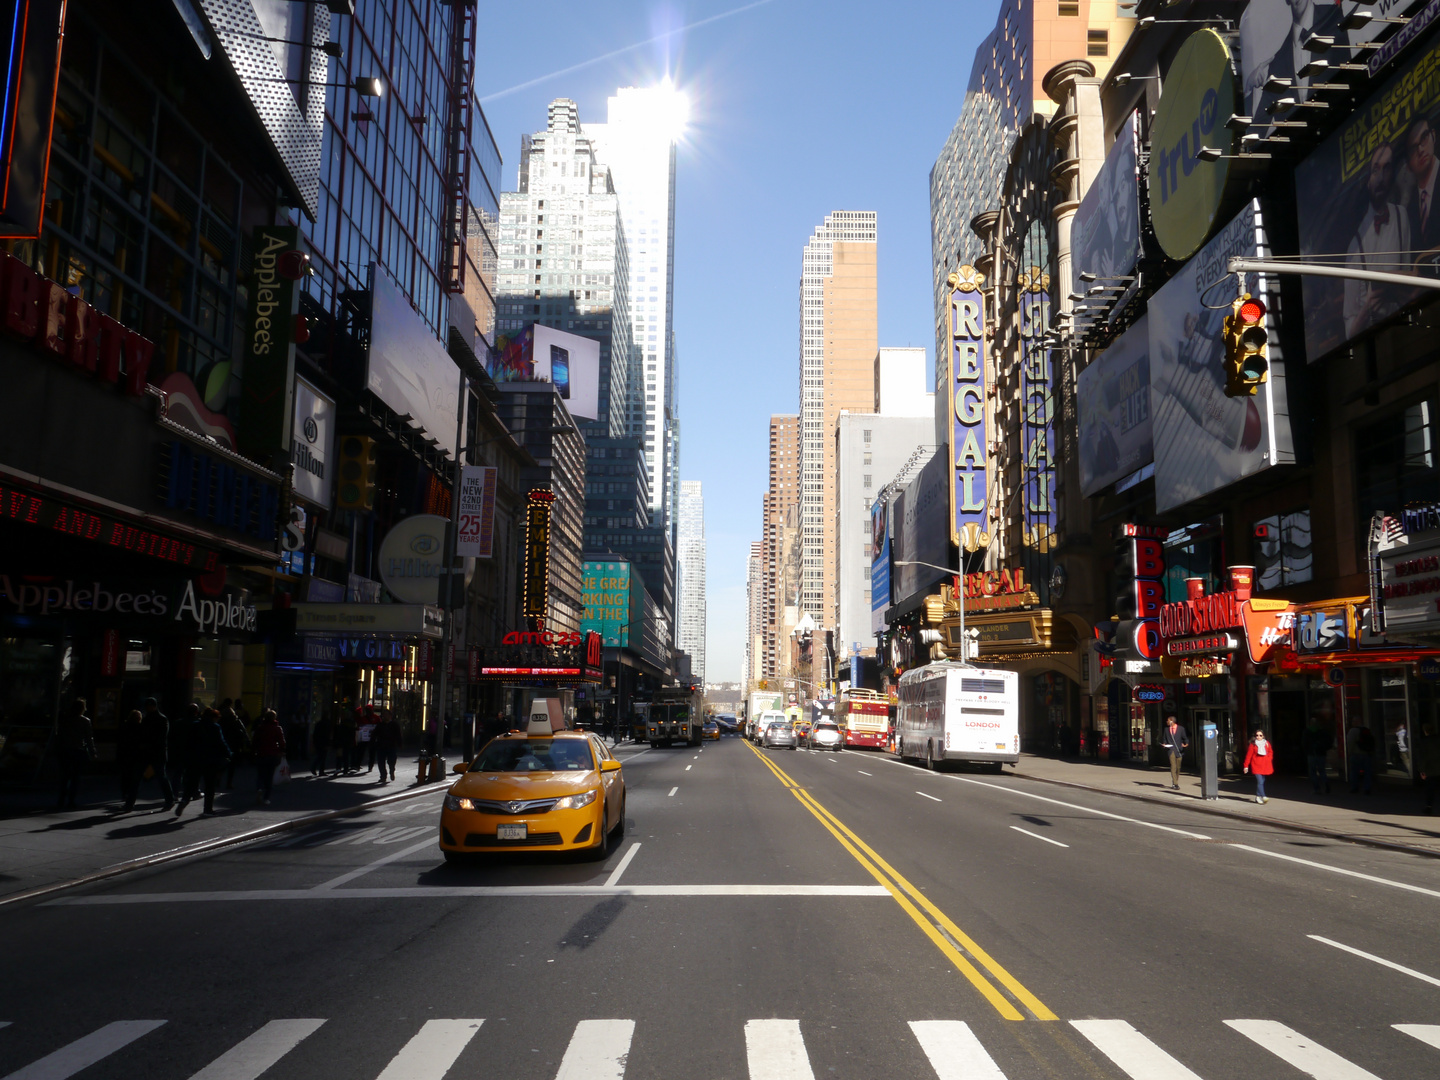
[440,723,625,862]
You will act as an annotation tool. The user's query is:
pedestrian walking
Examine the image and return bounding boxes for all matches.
[1243,727,1275,804]
[175,707,231,817]
[218,699,249,790]
[1304,705,1335,795]
[1417,722,1440,815]
[374,709,402,784]
[358,705,378,773]
[1346,719,1376,794]
[54,699,95,809]
[310,711,332,776]
[253,708,287,805]
[140,696,175,810]
[1161,716,1189,789]
[334,709,356,774]
[117,708,145,811]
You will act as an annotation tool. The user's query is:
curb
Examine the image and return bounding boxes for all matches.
[0,780,447,910]
[1010,769,1440,861]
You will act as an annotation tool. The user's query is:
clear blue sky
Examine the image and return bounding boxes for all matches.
[478,1,1001,681]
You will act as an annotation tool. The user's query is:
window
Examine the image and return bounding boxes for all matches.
[863,475,872,489]
[863,453,872,466]
[1088,29,1109,57]
[1357,402,1440,527]
[1253,509,1313,590]
[1058,1,1079,14]
[863,429,872,444]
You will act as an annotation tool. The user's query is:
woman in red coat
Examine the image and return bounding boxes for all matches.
[1243,728,1275,804]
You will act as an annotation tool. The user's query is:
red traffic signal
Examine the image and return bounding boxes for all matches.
[1237,297,1265,324]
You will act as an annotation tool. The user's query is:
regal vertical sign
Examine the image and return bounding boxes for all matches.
[948,266,990,553]
[1018,268,1056,551]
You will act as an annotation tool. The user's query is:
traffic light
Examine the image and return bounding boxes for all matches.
[336,435,376,510]
[1222,293,1268,396]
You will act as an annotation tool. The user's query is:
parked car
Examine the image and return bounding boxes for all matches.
[807,722,843,751]
[762,721,797,749]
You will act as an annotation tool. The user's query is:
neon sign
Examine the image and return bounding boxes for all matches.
[947,265,989,553]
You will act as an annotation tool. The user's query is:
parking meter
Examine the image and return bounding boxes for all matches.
[1199,721,1219,800]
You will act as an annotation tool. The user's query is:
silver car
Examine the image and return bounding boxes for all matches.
[807,722,843,751]
[763,721,797,749]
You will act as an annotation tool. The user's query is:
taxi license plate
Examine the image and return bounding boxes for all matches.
[497,823,527,840]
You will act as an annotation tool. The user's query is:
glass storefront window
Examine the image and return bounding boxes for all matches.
[1364,668,1411,777]
[190,639,221,709]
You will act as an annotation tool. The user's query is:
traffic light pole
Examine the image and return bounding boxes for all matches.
[1227,257,1440,292]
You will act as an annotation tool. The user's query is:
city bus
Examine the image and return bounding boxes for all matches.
[835,689,891,750]
[895,663,1019,771]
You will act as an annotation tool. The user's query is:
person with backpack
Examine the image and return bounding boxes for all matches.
[253,708,287,804]
[1347,719,1376,794]
[175,707,231,817]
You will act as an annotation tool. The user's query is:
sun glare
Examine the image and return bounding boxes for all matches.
[651,76,691,143]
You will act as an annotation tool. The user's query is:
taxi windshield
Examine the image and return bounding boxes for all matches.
[474,739,595,773]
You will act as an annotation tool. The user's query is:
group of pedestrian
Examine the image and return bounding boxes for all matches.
[310,703,402,784]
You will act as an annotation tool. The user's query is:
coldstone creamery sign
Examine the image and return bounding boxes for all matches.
[1149,29,1238,261]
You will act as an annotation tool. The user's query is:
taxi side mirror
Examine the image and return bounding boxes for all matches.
[452,762,468,774]
[600,759,622,773]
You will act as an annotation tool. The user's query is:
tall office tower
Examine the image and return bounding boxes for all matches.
[677,480,706,682]
[744,540,763,689]
[495,99,636,441]
[930,1,1135,439]
[587,85,683,533]
[799,212,878,634]
[762,414,801,681]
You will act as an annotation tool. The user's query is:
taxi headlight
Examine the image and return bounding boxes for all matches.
[444,795,476,811]
[552,789,598,810]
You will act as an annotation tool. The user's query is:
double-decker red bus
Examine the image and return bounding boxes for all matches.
[836,689,891,749]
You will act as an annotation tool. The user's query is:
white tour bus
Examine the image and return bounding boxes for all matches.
[895,662,1019,771]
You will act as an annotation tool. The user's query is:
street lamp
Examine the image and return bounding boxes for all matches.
[892,559,977,665]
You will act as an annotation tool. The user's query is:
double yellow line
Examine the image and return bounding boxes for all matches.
[746,741,1055,1022]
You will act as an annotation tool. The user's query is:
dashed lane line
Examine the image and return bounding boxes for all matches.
[916,791,942,803]
[1010,826,1069,849]
[1308,934,1440,989]
[603,842,642,887]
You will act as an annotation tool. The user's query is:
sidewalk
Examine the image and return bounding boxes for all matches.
[0,751,448,903]
[1009,753,1440,858]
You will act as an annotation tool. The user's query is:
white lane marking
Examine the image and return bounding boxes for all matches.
[1308,935,1440,988]
[554,1020,634,1080]
[0,1023,9,1030]
[1070,1019,1204,1080]
[948,776,1211,839]
[1395,1024,1440,1051]
[324,825,432,847]
[1010,826,1069,848]
[857,770,872,776]
[667,786,678,797]
[188,1019,325,1080]
[1229,844,1440,901]
[694,755,700,759]
[1224,1020,1381,1080]
[908,1020,1006,1080]
[916,791,942,802]
[744,1019,814,1080]
[48,884,892,904]
[685,765,693,771]
[374,1020,483,1080]
[1,1020,167,1080]
[604,843,642,887]
[312,838,436,891]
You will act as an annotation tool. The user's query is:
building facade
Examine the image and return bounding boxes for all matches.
[798,211,877,634]
[677,480,706,682]
[761,414,801,683]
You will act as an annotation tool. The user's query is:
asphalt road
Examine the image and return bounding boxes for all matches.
[2,736,1439,1079]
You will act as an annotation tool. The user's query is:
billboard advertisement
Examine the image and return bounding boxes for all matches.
[870,497,892,633]
[1293,14,1440,362]
[368,265,460,457]
[291,376,335,509]
[1077,313,1153,497]
[487,323,600,422]
[455,465,497,559]
[947,269,990,553]
[582,560,632,647]
[239,225,300,463]
[892,453,950,605]
[1070,111,1140,299]
[1147,201,1296,513]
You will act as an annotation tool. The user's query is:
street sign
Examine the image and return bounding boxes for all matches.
[455,465,497,558]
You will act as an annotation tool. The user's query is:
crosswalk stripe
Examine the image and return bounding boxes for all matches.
[909,1020,1006,1080]
[745,1020,814,1080]
[1395,1024,1440,1051]
[553,1020,634,1080]
[373,1019,482,1080]
[187,1019,325,1080]
[1,1020,166,1080]
[1070,1019,1204,1080]
[1225,1020,1382,1080]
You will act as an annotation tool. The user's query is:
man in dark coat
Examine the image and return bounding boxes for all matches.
[175,708,231,817]
[140,697,175,810]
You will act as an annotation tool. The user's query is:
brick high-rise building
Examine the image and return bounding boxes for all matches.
[799,212,878,635]
[762,414,801,681]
